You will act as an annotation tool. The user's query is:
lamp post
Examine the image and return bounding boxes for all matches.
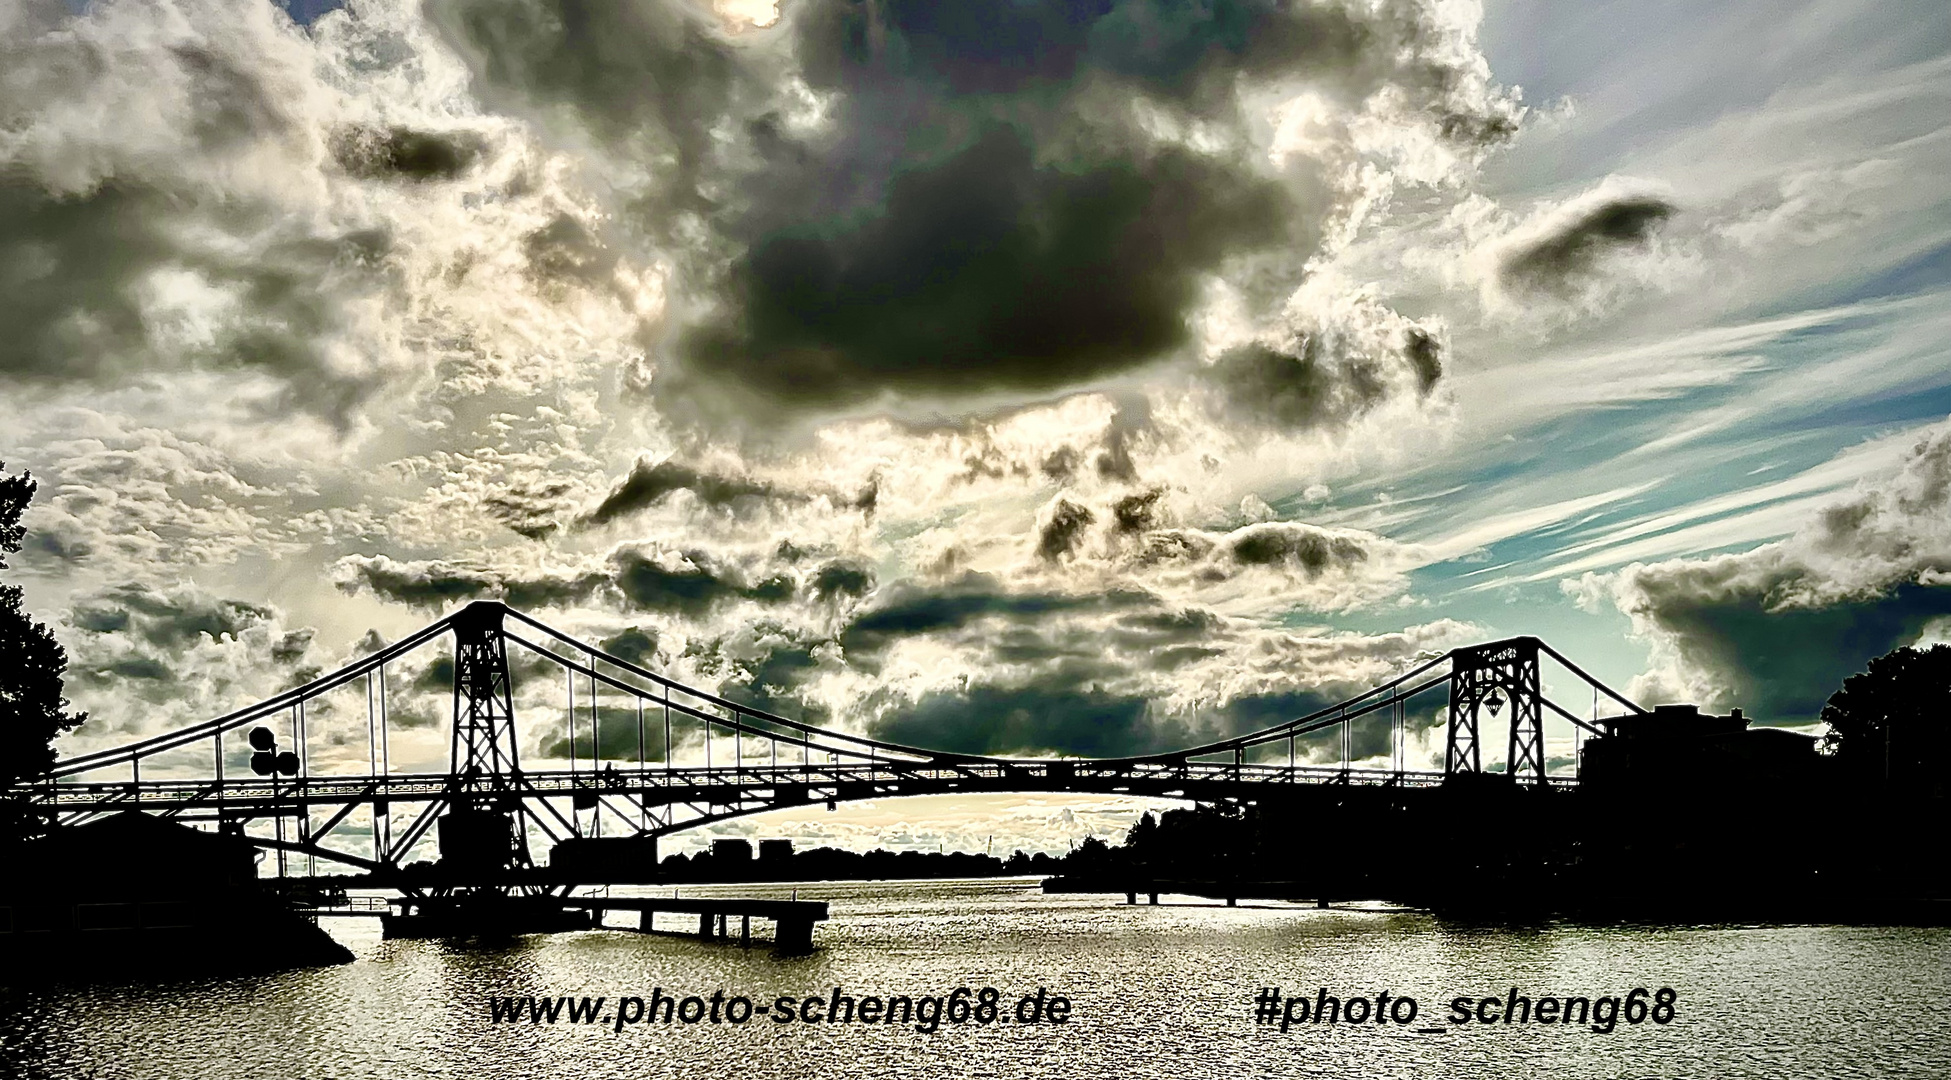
[249,727,301,883]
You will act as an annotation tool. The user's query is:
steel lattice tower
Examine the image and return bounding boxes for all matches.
[444,600,533,874]
[1446,638,1546,785]
[450,601,523,790]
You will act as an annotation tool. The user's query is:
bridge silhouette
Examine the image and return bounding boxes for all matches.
[11,601,1647,891]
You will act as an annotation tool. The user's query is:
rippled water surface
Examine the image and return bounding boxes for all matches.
[3,879,1948,1079]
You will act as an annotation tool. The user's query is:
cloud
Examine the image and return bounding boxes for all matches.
[1036,497,1097,562]
[330,553,607,611]
[54,581,322,748]
[1582,418,1951,720]
[0,0,397,419]
[808,559,874,602]
[333,543,870,617]
[327,123,486,182]
[839,573,1141,659]
[1223,521,1373,573]
[71,582,274,651]
[1194,286,1447,432]
[610,546,796,614]
[423,0,1517,421]
[14,416,288,570]
[1497,190,1678,297]
[1113,518,1407,612]
[582,457,785,526]
[480,477,578,540]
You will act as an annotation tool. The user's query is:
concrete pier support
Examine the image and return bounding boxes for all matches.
[698,912,714,939]
[1149,893,1158,905]
[1125,891,1136,905]
[740,915,750,948]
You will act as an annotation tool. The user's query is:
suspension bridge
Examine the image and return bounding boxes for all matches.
[8,601,1647,894]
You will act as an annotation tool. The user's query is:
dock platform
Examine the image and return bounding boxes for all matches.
[562,895,829,952]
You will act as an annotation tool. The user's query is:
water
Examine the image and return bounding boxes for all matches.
[3,879,1947,1079]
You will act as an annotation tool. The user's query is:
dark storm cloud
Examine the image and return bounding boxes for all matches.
[838,572,1152,656]
[792,0,1383,102]
[1124,520,1380,586]
[331,554,607,611]
[579,457,880,527]
[423,0,757,216]
[1111,489,1164,534]
[714,633,834,727]
[599,626,660,667]
[0,7,399,421]
[1619,573,1951,720]
[810,559,876,601]
[1500,194,1677,295]
[0,177,391,418]
[609,547,796,614]
[1225,521,1371,573]
[427,0,1516,417]
[1094,396,1150,481]
[535,703,672,761]
[870,678,1161,758]
[673,126,1295,412]
[103,656,175,683]
[56,581,322,733]
[581,458,789,526]
[1602,422,1951,721]
[1404,327,1442,394]
[270,628,314,665]
[482,477,578,539]
[328,124,486,182]
[70,582,274,650]
[1038,498,1097,561]
[334,545,845,618]
[1198,325,1441,430]
[522,212,623,288]
[866,671,1392,759]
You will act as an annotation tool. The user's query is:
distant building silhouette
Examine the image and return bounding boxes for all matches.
[1581,705,1821,792]
[758,839,793,863]
[711,838,753,862]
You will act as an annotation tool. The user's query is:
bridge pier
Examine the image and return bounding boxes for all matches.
[775,918,813,954]
[1149,893,1158,905]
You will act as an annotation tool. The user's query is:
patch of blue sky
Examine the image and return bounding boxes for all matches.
[1822,238,1951,309]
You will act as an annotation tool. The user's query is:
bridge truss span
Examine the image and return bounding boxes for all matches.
[9,601,1640,886]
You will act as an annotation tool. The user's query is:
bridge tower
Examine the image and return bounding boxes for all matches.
[440,600,533,875]
[1446,638,1546,785]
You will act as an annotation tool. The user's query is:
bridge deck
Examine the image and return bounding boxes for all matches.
[26,761,1523,817]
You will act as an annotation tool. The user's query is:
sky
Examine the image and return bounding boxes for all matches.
[3,0,1948,858]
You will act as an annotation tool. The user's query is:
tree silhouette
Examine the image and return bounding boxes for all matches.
[1,463,87,843]
[1819,643,1951,791]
